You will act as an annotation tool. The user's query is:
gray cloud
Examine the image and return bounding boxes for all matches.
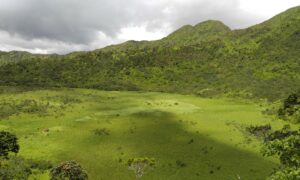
[0,0,294,54]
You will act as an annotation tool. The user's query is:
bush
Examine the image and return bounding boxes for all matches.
[93,128,110,136]
[0,99,50,119]
[176,160,187,168]
[246,124,271,138]
[264,125,297,142]
[196,88,219,98]
[50,161,88,180]
[278,92,300,123]
[0,131,19,157]
[0,156,32,180]
[27,159,53,171]
[127,158,155,179]
[44,95,81,105]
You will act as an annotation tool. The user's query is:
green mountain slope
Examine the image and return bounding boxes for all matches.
[0,6,300,100]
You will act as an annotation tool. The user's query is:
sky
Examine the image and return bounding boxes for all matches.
[0,0,299,54]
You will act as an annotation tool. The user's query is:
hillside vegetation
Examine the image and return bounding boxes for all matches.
[0,7,300,100]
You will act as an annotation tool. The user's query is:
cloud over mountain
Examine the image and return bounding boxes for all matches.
[0,0,298,54]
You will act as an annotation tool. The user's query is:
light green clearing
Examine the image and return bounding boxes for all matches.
[0,89,292,179]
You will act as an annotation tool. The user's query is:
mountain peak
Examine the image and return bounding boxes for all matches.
[168,20,230,37]
[194,20,230,31]
[164,20,230,45]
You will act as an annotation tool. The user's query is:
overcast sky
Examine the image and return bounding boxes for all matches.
[0,0,299,54]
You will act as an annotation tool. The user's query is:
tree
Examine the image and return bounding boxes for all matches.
[283,93,299,109]
[50,160,88,180]
[0,131,20,158]
[127,158,155,179]
[262,127,300,179]
[278,92,300,122]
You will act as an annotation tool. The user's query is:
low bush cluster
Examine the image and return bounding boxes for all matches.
[50,161,88,180]
[43,95,81,105]
[246,124,271,138]
[278,92,300,123]
[93,128,110,136]
[175,160,187,168]
[0,99,49,119]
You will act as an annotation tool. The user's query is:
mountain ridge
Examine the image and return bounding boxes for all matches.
[0,6,300,101]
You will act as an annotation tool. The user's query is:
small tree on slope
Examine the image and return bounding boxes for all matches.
[127,157,155,179]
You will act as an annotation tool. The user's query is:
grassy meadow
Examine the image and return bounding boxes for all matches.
[0,87,293,179]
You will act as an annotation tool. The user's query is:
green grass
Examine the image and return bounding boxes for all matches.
[0,88,294,179]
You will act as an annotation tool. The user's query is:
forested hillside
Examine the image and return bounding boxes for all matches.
[0,6,300,100]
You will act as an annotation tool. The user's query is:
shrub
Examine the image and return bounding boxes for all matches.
[246,124,271,138]
[27,159,53,171]
[44,95,81,105]
[93,128,110,136]
[0,99,50,119]
[264,125,297,142]
[0,156,32,180]
[278,92,300,122]
[176,160,187,168]
[127,158,155,179]
[50,161,88,180]
[0,131,19,157]
[196,88,218,98]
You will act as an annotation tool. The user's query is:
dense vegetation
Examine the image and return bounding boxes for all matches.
[0,7,300,101]
[262,126,300,179]
[244,94,300,179]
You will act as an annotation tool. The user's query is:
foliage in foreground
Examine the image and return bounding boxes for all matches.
[0,131,31,180]
[0,156,32,180]
[0,131,54,179]
[262,126,300,179]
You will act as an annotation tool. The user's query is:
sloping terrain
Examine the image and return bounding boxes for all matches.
[0,7,300,100]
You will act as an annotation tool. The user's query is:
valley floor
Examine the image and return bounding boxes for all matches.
[0,88,292,179]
